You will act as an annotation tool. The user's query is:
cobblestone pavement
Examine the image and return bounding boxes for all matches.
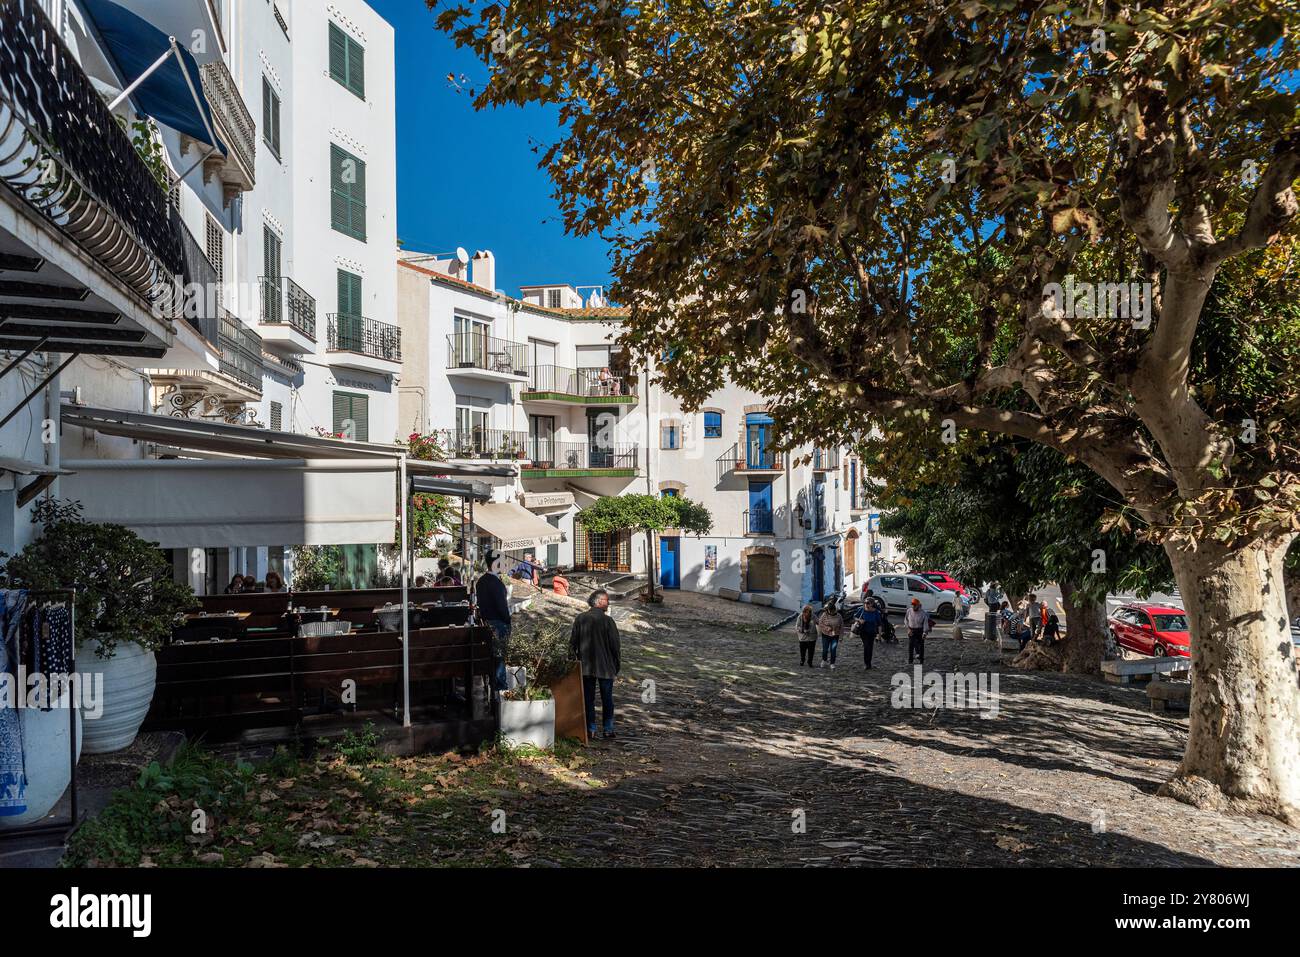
[493,592,1300,867]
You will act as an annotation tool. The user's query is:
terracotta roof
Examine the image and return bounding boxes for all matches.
[399,257,627,321]
[398,259,497,298]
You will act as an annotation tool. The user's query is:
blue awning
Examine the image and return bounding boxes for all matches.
[80,0,226,153]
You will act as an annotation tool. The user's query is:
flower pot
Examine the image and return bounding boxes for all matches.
[0,683,83,828]
[77,637,156,755]
[499,696,555,749]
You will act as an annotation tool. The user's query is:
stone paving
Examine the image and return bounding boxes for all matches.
[491,591,1300,867]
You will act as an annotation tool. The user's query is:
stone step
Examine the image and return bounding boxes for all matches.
[1101,655,1191,684]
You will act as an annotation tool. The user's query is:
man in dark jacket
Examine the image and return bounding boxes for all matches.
[475,548,511,693]
[571,589,621,739]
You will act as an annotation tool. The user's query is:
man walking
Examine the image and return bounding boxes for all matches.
[475,548,512,695]
[571,589,621,739]
[904,597,933,665]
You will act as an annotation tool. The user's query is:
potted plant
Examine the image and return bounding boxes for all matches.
[501,623,584,747]
[1,500,195,754]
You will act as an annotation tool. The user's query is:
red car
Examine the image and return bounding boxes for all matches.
[1108,602,1191,658]
[916,571,973,599]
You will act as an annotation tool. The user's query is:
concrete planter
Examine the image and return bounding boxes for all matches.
[499,696,555,750]
[77,637,156,755]
[0,684,83,828]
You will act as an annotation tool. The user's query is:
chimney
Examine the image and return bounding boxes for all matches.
[472,250,496,292]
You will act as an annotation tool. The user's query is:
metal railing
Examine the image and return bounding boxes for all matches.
[218,310,264,392]
[439,428,530,460]
[523,440,638,471]
[261,349,302,378]
[717,443,784,481]
[199,59,256,183]
[807,505,828,533]
[0,0,184,304]
[328,313,402,361]
[259,276,317,340]
[524,364,634,398]
[177,220,220,346]
[811,448,840,470]
[744,507,774,535]
[447,332,528,376]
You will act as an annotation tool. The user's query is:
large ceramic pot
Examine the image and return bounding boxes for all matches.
[499,696,555,750]
[77,637,156,755]
[0,684,83,828]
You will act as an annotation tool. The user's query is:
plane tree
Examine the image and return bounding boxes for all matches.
[434,1,1300,820]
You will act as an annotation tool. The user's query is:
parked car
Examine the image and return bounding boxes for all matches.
[1107,602,1191,658]
[915,571,981,602]
[868,574,970,621]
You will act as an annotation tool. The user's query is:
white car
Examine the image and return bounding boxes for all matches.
[868,574,969,621]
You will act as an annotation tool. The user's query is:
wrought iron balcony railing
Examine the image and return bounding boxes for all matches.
[744,507,774,535]
[717,443,784,481]
[447,332,527,376]
[259,276,317,340]
[523,440,638,471]
[524,364,634,398]
[199,59,256,184]
[0,0,183,305]
[438,428,530,461]
[328,313,401,362]
[218,310,264,392]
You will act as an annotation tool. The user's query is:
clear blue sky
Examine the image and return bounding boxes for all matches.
[366,0,615,298]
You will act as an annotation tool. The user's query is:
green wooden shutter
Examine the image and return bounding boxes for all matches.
[264,227,281,279]
[330,144,366,241]
[332,391,368,442]
[347,35,365,98]
[262,78,280,158]
[336,270,362,351]
[328,23,348,85]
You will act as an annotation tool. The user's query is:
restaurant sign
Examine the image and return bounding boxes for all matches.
[523,492,574,510]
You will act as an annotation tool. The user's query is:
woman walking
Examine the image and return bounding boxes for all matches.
[817,599,845,669]
[796,605,817,667]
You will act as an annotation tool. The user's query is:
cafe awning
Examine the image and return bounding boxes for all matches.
[470,501,565,551]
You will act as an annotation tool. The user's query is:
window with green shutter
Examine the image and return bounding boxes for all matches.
[335,269,363,351]
[328,22,365,99]
[330,144,367,241]
[270,400,283,431]
[262,77,281,159]
[332,391,369,442]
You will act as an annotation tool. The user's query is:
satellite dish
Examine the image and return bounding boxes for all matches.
[455,247,469,266]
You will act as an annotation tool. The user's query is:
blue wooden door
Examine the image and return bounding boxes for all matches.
[812,547,825,602]
[660,537,680,589]
[748,480,773,533]
[745,412,774,468]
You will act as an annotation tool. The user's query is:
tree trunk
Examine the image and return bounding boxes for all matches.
[1011,581,1108,674]
[1161,536,1300,824]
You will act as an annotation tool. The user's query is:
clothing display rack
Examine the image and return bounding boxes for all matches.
[0,588,80,843]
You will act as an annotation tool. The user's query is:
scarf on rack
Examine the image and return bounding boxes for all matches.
[0,590,28,817]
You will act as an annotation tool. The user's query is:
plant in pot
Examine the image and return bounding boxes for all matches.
[1,499,195,755]
[500,623,581,748]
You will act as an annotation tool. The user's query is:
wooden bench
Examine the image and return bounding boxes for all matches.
[145,625,494,738]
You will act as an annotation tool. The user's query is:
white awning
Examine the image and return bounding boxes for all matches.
[471,501,565,551]
[60,458,399,548]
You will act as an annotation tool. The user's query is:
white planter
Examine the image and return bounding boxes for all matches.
[505,665,527,691]
[0,684,83,828]
[499,697,555,750]
[77,638,156,755]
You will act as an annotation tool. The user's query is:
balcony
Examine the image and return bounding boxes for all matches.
[522,440,639,477]
[259,276,317,353]
[522,365,637,404]
[447,332,528,382]
[0,0,181,355]
[811,448,840,471]
[327,313,402,375]
[438,428,530,462]
[716,443,784,482]
[218,310,264,393]
[198,59,256,201]
[744,507,775,536]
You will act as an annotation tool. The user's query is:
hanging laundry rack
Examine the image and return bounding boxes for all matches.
[0,588,80,844]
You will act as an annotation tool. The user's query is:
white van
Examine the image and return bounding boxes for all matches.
[868,574,970,621]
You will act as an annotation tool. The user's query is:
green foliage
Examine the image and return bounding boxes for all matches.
[333,723,384,764]
[505,623,575,687]
[290,545,344,591]
[0,499,195,657]
[577,493,712,536]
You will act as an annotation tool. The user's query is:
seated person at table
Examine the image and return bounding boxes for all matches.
[242,575,257,593]
[265,570,286,593]
[436,558,461,586]
[414,575,427,588]
[224,574,244,595]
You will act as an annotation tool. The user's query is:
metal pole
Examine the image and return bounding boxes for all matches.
[399,454,410,728]
[108,45,175,110]
[0,337,49,381]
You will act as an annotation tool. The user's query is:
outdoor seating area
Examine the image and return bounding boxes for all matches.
[148,587,493,743]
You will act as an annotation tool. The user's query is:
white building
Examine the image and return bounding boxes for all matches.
[1,0,403,593]
[397,249,896,611]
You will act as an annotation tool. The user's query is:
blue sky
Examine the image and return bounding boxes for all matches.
[366,0,615,298]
